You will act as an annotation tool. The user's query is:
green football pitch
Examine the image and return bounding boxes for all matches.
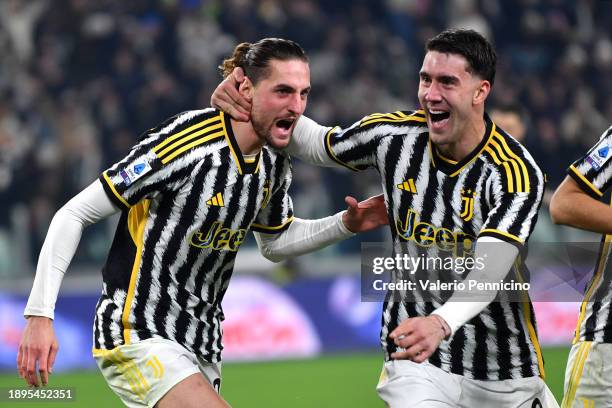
[0,347,570,407]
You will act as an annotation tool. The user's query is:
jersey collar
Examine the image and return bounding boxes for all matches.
[429,113,495,177]
[220,111,261,174]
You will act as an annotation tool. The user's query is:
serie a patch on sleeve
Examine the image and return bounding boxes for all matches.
[120,157,153,186]
[586,139,611,171]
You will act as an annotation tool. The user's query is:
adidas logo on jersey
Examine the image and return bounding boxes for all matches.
[206,192,224,207]
[397,179,417,193]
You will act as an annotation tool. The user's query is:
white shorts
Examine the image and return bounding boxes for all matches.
[93,338,221,408]
[562,341,612,408]
[377,360,559,408]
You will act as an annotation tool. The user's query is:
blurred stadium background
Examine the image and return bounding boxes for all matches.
[0,0,610,406]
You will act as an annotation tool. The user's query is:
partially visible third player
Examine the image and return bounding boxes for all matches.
[551,124,612,408]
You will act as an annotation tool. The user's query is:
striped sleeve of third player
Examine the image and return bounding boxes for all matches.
[100,108,225,210]
[568,125,612,199]
[479,130,545,245]
[322,110,428,171]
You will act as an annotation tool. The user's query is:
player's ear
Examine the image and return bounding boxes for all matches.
[239,77,254,101]
[473,80,491,105]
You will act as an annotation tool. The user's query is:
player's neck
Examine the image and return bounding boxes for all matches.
[437,117,487,161]
[231,119,264,155]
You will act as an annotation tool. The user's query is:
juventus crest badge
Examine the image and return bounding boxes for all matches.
[460,189,476,221]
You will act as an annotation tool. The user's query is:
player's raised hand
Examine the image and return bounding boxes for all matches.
[389,316,449,363]
[18,316,59,387]
[210,67,251,122]
[342,194,389,233]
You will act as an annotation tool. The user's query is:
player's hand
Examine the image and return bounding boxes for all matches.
[388,316,448,363]
[341,194,389,233]
[18,316,59,387]
[210,67,251,122]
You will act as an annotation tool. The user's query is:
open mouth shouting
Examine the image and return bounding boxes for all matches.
[273,117,297,138]
[428,109,450,131]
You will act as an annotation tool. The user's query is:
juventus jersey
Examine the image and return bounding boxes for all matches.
[95,108,293,362]
[298,110,545,380]
[568,125,612,344]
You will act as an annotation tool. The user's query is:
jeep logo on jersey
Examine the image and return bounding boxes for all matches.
[395,209,475,257]
[190,221,247,251]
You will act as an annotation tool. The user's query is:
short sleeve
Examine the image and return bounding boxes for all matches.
[324,110,426,171]
[100,111,209,209]
[479,165,545,246]
[568,125,612,199]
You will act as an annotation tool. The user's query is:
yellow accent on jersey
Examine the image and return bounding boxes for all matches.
[397,179,417,193]
[206,192,224,207]
[569,165,603,197]
[574,233,611,343]
[102,171,130,208]
[360,111,427,127]
[561,342,592,408]
[93,347,150,400]
[325,126,360,172]
[448,124,496,177]
[493,133,531,192]
[152,116,221,153]
[436,150,458,164]
[251,216,295,231]
[160,131,224,165]
[221,112,244,175]
[156,122,223,157]
[513,267,545,379]
[480,228,523,244]
[145,356,164,379]
[123,199,150,345]
[485,144,516,192]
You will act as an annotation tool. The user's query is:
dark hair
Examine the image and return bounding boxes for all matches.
[426,29,496,86]
[219,38,308,84]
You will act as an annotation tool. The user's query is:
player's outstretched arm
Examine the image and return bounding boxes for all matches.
[550,176,612,234]
[255,194,388,262]
[18,180,119,386]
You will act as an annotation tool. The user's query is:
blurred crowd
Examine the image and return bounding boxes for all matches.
[0,0,610,276]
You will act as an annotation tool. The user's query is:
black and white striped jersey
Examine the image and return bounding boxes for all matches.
[304,109,545,380]
[568,125,612,344]
[94,108,293,362]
